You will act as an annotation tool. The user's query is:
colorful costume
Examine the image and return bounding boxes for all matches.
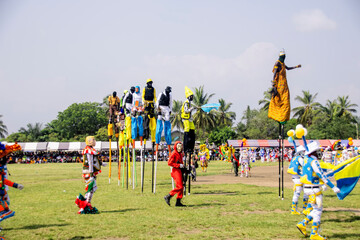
[75,136,102,214]
[131,86,144,140]
[268,50,301,123]
[0,142,23,223]
[164,142,186,207]
[198,144,210,172]
[287,145,308,215]
[296,141,340,240]
[240,149,250,177]
[232,149,240,176]
[155,86,172,151]
[182,87,195,154]
[142,79,157,143]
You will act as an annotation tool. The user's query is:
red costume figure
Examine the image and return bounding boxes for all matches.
[164,141,186,207]
[0,142,24,226]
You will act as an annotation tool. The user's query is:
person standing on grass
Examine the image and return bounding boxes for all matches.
[164,141,186,207]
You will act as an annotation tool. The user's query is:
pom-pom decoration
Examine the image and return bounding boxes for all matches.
[295,128,305,138]
[287,130,295,137]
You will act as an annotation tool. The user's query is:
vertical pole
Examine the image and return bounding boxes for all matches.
[133,141,135,190]
[154,144,159,193]
[188,152,191,195]
[278,122,281,198]
[141,139,145,193]
[281,123,285,200]
[109,139,112,184]
[122,136,125,187]
[126,140,129,190]
[152,142,155,193]
[117,137,120,186]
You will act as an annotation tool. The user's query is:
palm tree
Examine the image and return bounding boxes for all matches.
[258,88,272,111]
[319,100,339,121]
[0,115,8,139]
[216,98,236,126]
[337,95,358,120]
[170,100,183,130]
[19,123,43,141]
[292,90,320,127]
[192,86,217,134]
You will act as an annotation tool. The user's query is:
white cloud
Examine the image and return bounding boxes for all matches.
[292,9,337,32]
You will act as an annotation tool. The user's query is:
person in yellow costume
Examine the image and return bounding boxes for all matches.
[198,144,210,172]
[268,50,301,123]
[182,86,195,155]
[142,79,157,143]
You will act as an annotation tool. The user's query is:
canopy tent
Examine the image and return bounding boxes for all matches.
[227,139,357,148]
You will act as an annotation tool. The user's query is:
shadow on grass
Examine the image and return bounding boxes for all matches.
[101,208,141,214]
[186,202,225,208]
[68,236,93,240]
[326,215,360,223]
[6,223,70,231]
[256,191,273,195]
[193,191,239,195]
[329,233,360,239]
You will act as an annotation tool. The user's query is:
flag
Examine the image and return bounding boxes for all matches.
[327,156,360,200]
[200,103,220,113]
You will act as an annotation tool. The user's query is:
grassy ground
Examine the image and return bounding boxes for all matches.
[2,161,360,240]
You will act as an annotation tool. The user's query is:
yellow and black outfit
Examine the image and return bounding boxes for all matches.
[108,95,120,122]
[268,60,290,123]
[142,80,157,142]
[182,87,195,153]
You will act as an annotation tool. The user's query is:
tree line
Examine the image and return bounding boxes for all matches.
[1,86,358,145]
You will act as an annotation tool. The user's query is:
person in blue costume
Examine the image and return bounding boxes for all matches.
[131,86,144,141]
[287,145,307,215]
[155,86,172,154]
[296,141,340,240]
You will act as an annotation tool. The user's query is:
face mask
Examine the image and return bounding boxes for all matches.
[279,55,286,63]
[176,143,183,153]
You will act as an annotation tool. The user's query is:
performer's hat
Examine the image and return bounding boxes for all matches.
[305,141,321,155]
[146,78,153,83]
[279,49,286,56]
[185,86,194,98]
[296,145,306,153]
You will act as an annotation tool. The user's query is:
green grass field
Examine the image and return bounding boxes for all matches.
[2,161,360,240]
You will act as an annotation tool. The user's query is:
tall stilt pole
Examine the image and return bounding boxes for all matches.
[109,139,112,184]
[116,136,120,186]
[154,144,159,194]
[132,140,136,189]
[188,152,191,195]
[151,142,155,193]
[281,123,285,200]
[118,145,122,186]
[278,122,281,198]
[141,138,146,193]
[122,136,126,187]
[126,140,129,190]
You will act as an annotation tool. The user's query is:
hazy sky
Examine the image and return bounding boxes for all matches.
[1,0,359,135]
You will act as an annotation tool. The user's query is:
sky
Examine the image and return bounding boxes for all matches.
[1,0,359,135]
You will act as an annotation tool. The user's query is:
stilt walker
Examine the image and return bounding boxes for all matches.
[142,78,157,193]
[182,86,196,195]
[154,86,173,193]
[107,91,121,184]
[0,142,24,228]
[268,49,301,199]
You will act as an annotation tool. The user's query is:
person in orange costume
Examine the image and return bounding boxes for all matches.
[164,141,186,207]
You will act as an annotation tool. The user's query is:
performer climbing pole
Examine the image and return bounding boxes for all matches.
[154,86,173,193]
[142,78,157,193]
[181,86,196,195]
[268,49,301,200]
